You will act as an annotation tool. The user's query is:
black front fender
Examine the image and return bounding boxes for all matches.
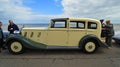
[5,34,47,49]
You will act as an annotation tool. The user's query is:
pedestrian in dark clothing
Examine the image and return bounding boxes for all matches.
[105,20,114,46]
[8,20,19,34]
[100,19,106,37]
[0,22,4,52]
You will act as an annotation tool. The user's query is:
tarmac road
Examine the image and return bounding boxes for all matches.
[0,43,120,67]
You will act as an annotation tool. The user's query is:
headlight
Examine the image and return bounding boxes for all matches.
[14,30,20,33]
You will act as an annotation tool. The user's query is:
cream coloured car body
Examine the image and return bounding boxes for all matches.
[21,18,101,48]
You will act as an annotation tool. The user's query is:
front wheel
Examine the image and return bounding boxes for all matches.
[8,40,24,54]
[82,39,98,53]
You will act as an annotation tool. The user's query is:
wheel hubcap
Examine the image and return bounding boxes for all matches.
[11,42,22,52]
[14,46,18,49]
[85,42,96,52]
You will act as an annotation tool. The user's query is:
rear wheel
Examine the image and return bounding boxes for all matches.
[82,39,98,53]
[8,40,24,54]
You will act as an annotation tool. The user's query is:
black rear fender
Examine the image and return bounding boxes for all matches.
[79,35,108,49]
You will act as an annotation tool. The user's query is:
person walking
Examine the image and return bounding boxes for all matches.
[8,20,19,34]
[105,20,114,46]
[0,22,4,52]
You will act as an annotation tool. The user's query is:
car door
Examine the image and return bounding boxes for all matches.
[47,20,68,46]
[68,20,86,46]
[87,21,100,38]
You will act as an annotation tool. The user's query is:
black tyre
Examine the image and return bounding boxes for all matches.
[8,40,24,54]
[82,39,98,53]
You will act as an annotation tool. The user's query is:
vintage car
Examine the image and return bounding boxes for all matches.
[112,34,120,45]
[5,18,108,54]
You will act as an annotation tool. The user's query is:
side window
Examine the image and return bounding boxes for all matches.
[51,21,66,28]
[70,22,77,28]
[88,22,97,29]
[78,22,85,28]
[70,21,85,29]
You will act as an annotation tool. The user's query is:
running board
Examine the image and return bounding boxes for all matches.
[47,46,79,49]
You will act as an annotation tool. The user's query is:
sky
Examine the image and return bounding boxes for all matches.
[0,0,120,24]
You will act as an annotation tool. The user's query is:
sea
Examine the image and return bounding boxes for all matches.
[2,23,49,32]
[113,24,120,35]
[2,23,120,36]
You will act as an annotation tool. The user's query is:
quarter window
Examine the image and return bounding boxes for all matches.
[88,22,97,29]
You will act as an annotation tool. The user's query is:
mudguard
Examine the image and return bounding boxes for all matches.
[5,34,47,49]
[79,35,109,48]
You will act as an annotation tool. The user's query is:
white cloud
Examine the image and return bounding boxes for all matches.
[0,0,120,24]
[0,0,52,23]
[0,0,33,23]
[61,0,120,22]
